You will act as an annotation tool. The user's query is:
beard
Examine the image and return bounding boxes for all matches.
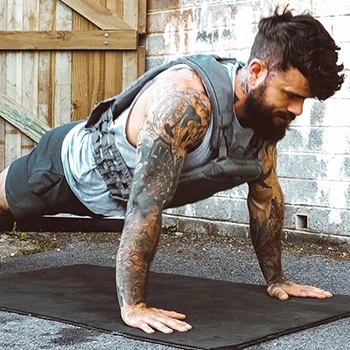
[244,83,296,143]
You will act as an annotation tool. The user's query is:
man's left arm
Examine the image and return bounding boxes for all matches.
[247,143,332,300]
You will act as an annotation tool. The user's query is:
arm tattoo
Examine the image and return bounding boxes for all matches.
[248,144,286,285]
[250,197,285,285]
[255,167,273,189]
[178,68,199,81]
[116,85,210,307]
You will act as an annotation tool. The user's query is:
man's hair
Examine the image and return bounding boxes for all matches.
[247,6,344,100]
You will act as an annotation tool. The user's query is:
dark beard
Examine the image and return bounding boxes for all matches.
[244,84,296,143]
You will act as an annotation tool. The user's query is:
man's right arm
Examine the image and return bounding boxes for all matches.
[116,71,211,334]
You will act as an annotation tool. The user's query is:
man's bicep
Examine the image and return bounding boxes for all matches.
[131,84,211,211]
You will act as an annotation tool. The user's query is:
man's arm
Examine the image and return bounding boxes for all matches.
[247,144,332,300]
[116,72,211,334]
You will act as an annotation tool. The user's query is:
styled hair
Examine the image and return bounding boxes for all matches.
[247,6,344,100]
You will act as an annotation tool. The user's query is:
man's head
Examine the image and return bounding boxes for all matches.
[241,6,344,142]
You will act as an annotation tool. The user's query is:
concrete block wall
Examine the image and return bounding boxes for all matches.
[145,0,350,241]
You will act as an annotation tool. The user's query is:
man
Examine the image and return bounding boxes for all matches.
[0,7,344,334]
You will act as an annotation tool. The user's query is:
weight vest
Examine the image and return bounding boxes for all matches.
[85,54,263,207]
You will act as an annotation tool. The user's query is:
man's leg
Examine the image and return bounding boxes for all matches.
[0,166,11,215]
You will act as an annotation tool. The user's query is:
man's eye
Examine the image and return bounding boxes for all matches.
[285,92,294,99]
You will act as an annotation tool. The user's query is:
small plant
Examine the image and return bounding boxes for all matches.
[20,232,28,240]
[161,222,177,234]
[12,221,18,233]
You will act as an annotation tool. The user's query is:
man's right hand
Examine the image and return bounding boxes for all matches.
[121,302,192,334]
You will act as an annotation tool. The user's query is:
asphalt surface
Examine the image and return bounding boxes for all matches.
[0,231,350,350]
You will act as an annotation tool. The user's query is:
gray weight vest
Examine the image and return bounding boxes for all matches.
[85,54,263,207]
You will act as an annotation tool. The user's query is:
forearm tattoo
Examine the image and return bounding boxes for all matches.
[248,145,285,285]
[250,197,284,285]
[117,83,210,307]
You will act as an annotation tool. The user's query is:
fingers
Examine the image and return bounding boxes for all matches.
[267,282,333,301]
[141,316,192,334]
[267,284,289,300]
[121,305,192,334]
[154,308,187,320]
[139,320,175,334]
[140,322,158,334]
[286,285,333,299]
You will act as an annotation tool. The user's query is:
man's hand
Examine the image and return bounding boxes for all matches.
[121,302,192,334]
[267,280,333,300]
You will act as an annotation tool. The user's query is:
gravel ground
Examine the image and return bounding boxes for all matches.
[0,230,350,350]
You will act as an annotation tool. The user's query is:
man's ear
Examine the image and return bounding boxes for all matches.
[248,59,268,88]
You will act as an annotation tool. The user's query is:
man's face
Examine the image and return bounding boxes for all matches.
[244,67,311,143]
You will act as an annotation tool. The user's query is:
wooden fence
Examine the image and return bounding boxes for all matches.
[0,0,146,169]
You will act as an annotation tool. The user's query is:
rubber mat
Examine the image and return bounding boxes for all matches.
[1,264,350,350]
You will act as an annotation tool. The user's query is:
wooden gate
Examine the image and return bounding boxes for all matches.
[0,0,146,169]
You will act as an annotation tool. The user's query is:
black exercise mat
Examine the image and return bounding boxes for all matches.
[1,264,350,350]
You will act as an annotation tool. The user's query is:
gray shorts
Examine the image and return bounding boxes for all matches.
[5,121,97,221]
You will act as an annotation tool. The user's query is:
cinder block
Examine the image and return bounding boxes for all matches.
[278,153,350,181]
[323,98,350,126]
[147,12,172,34]
[216,184,249,199]
[146,34,165,55]
[162,213,251,239]
[165,196,250,223]
[290,98,350,127]
[279,179,320,205]
[334,72,350,100]
[309,207,350,235]
[313,0,350,16]
[147,0,180,12]
[164,203,195,217]
[332,15,350,43]
[278,126,350,154]
[182,0,235,7]
[337,42,350,71]
[145,57,166,71]
[277,154,327,179]
[280,178,350,209]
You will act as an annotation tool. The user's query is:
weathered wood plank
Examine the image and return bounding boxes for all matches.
[138,0,147,34]
[61,0,133,30]
[88,50,105,108]
[124,0,138,29]
[0,30,137,50]
[104,0,123,98]
[5,0,22,166]
[38,0,57,127]
[21,0,39,156]
[0,0,6,170]
[87,0,107,113]
[71,6,94,121]
[138,45,146,77]
[122,0,141,89]
[104,47,123,98]
[0,91,50,143]
[54,0,72,127]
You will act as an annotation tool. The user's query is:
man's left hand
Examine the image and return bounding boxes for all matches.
[267,280,333,300]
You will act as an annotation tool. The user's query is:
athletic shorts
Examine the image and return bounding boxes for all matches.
[5,121,97,221]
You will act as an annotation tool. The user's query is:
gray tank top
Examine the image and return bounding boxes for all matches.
[61,62,254,216]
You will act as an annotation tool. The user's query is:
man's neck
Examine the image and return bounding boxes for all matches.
[234,68,249,127]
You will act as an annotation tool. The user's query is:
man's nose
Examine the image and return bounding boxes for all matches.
[287,100,304,116]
